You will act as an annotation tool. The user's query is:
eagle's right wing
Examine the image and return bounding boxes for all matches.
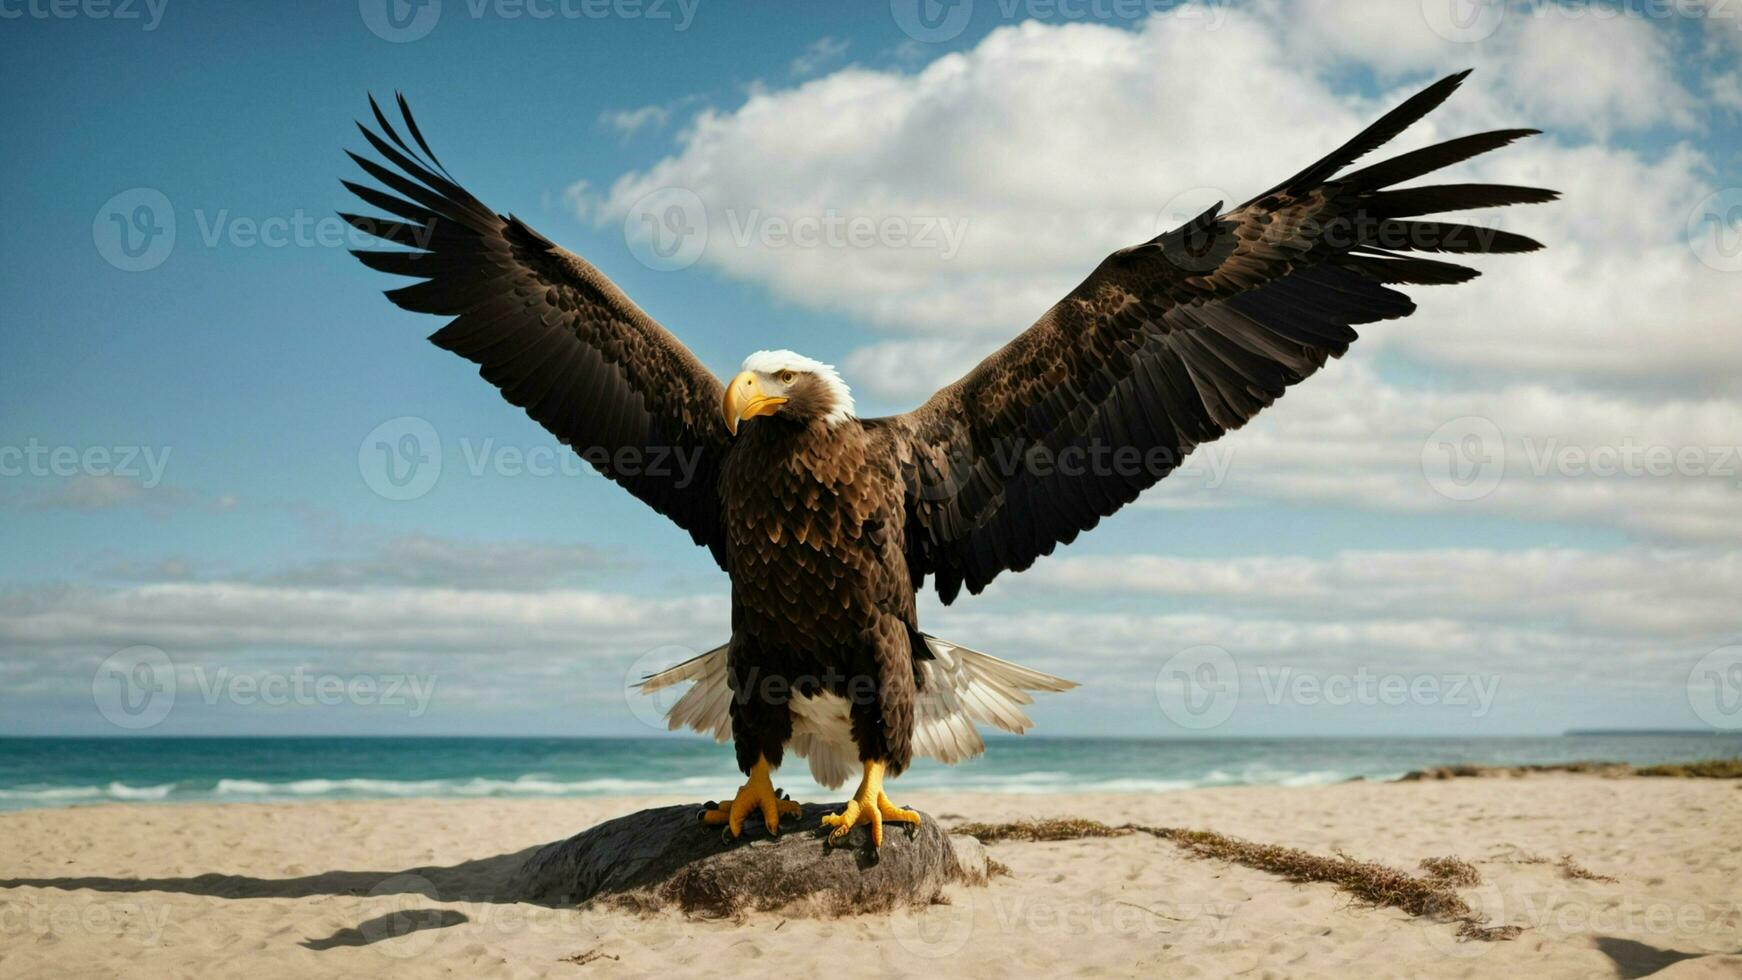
[342,95,732,566]
[881,70,1555,603]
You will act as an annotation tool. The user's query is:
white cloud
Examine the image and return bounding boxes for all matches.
[600,103,672,136]
[1257,1,1700,134]
[575,6,1735,392]
[0,580,719,656]
[263,535,612,591]
[1127,358,1742,543]
[791,36,850,77]
[1019,547,1742,639]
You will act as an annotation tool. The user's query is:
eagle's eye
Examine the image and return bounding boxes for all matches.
[778,370,796,384]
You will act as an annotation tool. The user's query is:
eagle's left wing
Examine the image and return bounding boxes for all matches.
[880,70,1555,603]
[341,96,733,566]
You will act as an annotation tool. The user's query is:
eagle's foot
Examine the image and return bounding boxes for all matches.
[822,760,920,848]
[699,756,802,838]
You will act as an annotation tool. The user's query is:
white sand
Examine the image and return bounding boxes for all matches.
[1,776,1738,978]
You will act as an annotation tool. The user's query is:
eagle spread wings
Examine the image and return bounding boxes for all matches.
[342,70,1552,844]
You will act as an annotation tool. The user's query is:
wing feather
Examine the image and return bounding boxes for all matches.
[342,96,731,564]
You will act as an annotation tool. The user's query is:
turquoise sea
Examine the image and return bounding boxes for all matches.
[0,734,1737,811]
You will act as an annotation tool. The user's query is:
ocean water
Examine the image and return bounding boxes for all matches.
[0,734,1736,811]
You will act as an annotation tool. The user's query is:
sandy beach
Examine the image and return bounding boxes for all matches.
[1,776,1737,978]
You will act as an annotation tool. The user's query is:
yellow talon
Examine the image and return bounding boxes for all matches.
[700,757,802,837]
[821,760,920,848]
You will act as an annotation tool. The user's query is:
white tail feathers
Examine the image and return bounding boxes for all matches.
[634,636,1077,789]
[635,643,732,743]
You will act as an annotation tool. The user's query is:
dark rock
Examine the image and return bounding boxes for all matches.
[519,802,985,917]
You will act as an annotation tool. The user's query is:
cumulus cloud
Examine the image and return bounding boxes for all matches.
[5,542,1720,734]
[0,580,724,659]
[1020,547,1742,639]
[574,6,1734,394]
[1129,359,1742,543]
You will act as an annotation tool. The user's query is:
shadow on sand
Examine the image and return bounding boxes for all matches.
[1,847,546,950]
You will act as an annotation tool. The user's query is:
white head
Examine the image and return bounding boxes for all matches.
[721,350,856,434]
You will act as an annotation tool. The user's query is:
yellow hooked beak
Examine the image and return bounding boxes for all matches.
[722,371,788,436]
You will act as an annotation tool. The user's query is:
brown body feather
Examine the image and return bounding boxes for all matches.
[721,417,921,773]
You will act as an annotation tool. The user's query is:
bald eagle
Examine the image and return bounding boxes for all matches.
[342,70,1552,845]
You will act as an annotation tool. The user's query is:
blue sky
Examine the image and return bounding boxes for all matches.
[3,0,1740,738]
